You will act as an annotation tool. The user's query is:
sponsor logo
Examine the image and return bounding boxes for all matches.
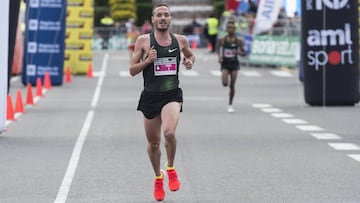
[66,42,84,50]
[168,48,177,53]
[79,54,92,61]
[68,0,84,7]
[306,23,353,70]
[307,0,349,10]
[66,21,85,29]
[79,32,92,40]
[79,10,93,18]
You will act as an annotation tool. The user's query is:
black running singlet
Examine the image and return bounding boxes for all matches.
[142,33,181,92]
[221,35,240,69]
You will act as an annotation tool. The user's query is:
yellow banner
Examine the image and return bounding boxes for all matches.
[65,0,93,74]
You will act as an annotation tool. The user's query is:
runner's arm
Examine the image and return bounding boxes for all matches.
[178,35,195,70]
[129,35,154,76]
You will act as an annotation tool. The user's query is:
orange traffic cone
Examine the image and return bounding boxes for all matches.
[207,42,213,51]
[65,66,72,83]
[44,71,52,89]
[86,63,93,78]
[15,90,24,113]
[191,40,197,49]
[26,83,34,105]
[6,95,15,121]
[35,77,43,97]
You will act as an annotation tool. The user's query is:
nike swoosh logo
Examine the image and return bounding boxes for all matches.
[168,48,177,53]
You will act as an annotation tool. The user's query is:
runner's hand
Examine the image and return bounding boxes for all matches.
[146,46,157,63]
[183,57,193,70]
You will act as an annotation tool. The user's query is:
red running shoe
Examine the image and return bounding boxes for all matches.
[154,170,165,201]
[166,167,180,191]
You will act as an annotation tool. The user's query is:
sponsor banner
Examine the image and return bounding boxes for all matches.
[0,0,9,132]
[302,0,359,105]
[65,0,93,74]
[249,35,300,66]
[253,0,283,35]
[22,0,67,86]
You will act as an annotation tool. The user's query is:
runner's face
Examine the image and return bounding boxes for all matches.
[152,6,171,32]
[226,22,235,35]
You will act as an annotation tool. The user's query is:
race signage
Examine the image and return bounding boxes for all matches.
[301,0,359,105]
[65,0,93,74]
[22,0,67,86]
[249,35,300,66]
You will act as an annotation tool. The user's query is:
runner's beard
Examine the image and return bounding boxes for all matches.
[156,22,170,32]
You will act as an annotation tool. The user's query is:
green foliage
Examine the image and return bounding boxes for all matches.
[95,0,109,6]
[112,10,137,21]
[94,6,110,26]
[108,0,137,21]
[109,0,135,4]
[214,1,225,19]
[136,3,153,26]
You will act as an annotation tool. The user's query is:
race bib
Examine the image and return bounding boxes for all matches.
[224,48,236,58]
[154,57,177,76]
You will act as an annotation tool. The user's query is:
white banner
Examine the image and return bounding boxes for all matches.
[253,0,283,35]
[0,1,10,132]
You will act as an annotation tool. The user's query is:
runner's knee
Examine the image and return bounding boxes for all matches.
[148,142,160,151]
[164,129,176,141]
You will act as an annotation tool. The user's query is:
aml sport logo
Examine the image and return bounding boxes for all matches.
[307,0,349,10]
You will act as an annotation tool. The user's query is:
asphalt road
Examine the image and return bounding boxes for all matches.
[1,48,360,203]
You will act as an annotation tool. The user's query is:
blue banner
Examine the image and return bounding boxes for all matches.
[22,0,67,86]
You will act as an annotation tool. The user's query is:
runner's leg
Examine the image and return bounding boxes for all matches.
[161,102,181,167]
[144,116,162,176]
[221,69,229,87]
[229,70,238,105]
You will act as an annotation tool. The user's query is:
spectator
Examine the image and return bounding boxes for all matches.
[141,20,153,34]
[100,13,114,49]
[127,24,140,58]
[204,14,219,52]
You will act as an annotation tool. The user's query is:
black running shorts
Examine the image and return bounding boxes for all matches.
[137,88,183,119]
[221,61,240,71]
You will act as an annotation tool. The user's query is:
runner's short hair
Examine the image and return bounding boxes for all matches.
[153,3,170,15]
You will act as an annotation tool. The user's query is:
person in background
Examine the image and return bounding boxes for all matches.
[100,13,114,49]
[204,13,219,52]
[141,20,153,34]
[127,24,140,59]
[216,19,245,113]
[129,3,195,201]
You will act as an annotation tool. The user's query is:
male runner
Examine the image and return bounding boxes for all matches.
[216,19,245,113]
[129,3,195,201]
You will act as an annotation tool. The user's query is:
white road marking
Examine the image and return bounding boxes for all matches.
[347,154,360,162]
[210,70,221,77]
[55,53,108,203]
[261,108,282,113]
[252,103,272,108]
[328,143,360,151]
[310,133,342,140]
[93,71,104,77]
[270,70,293,77]
[240,70,261,77]
[296,125,324,131]
[91,53,108,108]
[54,110,94,203]
[10,76,20,83]
[282,118,308,124]
[253,102,360,164]
[271,113,294,118]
